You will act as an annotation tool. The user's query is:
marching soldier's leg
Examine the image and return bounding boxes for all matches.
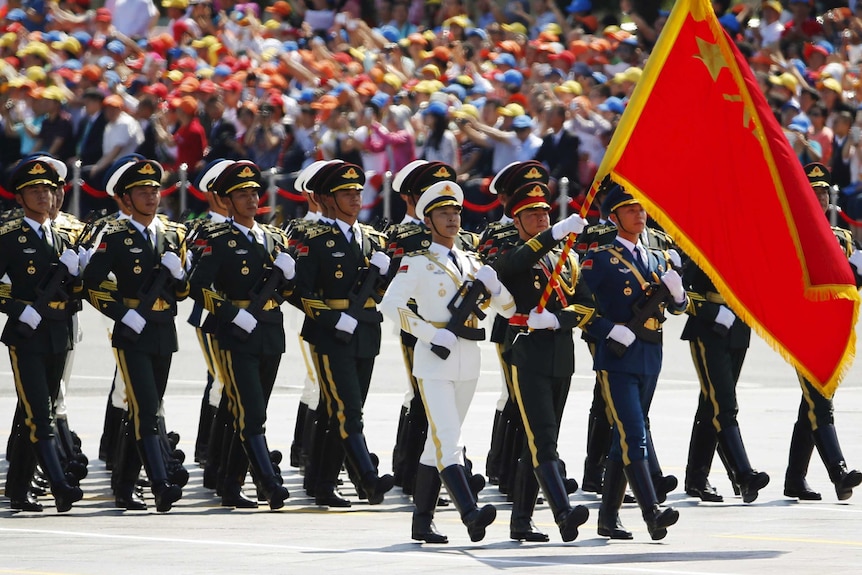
[401,391,428,496]
[392,403,411,488]
[221,431,257,509]
[411,463,448,544]
[5,413,42,512]
[99,368,126,469]
[597,459,632,539]
[582,381,613,494]
[509,454,548,542]
[716,426,770,504]
[485,342,511,486]
[784,414,821,500]
[203,393,231,490]
[113,415,146,511]
[684,418,723,502]
[290,402,309,469]
[393,335,417,489]
[645,420,676,503]
[313,419,351,507]
[193,329,219,465]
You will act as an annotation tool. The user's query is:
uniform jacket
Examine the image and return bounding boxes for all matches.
[188,222,291,355]
[0,218,80,353]
[581,238,686,376]
[495,228,598,378]
[681,263,751,349]
[82,218,188,355]
[380,242,515,381]
[294,221,388,358]
[478,218,520,344]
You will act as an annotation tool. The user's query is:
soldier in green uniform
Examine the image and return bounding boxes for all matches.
[681,261,769,503]
[82,158,188,512]
[0,158,84,512]
[493,181,593,542]
[188,160,295,510]
[783,163,862,501]
[294,161,395,506]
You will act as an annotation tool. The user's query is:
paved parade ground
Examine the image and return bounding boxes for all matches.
[1,301,861,575]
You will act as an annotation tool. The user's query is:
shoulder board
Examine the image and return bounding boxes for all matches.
[588,244,616,253]
[457,230,479,251]
[304,224,336,240]
[103,220,134,236]
[404,248,430,258]
[646,227,675,248]
[360,224,387,239]
[0,218,23,235]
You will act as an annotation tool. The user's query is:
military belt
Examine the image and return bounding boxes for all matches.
[124,297,172,312]
[22,300,68,310]
[325,298,377,310]
[231,299,280,311]
[705,291,726,304]
[431,318,479,330]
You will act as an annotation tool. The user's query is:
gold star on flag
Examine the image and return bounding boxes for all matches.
[694,37,728,82]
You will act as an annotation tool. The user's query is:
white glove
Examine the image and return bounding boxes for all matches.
[19,305,42,330]
[335,312,358,334]
[475,265,502,295]
[121,309,146,334]
[527,308,560,330]
[667,248,682,269]
[607,324,636,347]
[369,251,390,275]
[59,249,79,276]
[715,305,735,329]
[660,269,686,303]
[552,214,589,240]
[273,252,296,279]
[78,246,92,270]
[160,252,184,280]
[850,249,862,272]
[231,308,258,334]
[185,251,194,272]
[430,328,457,351]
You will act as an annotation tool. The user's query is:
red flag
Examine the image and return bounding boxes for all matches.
[597,0,859,398]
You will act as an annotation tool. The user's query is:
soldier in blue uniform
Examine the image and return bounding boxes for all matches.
[783,163,862,501]
[580,184,685,540]
[0,158,84,512]
[493,182,592,542]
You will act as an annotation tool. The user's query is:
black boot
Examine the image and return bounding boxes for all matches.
[582,414,612,494]
[624,459,679,541]
[485,409,507,485]
[304,410,328,497]
[533,460,588,542]
[34,438,83,513]
[510,458,548,542]
[202,398,230,490]
[194,400,217,466]
[401,397,427,496]
[99,398,124,470]
[784,421,821,500]
[499,412,523,498]
[314,428,350,507]
[392,405,410,487]
[243,434,289,510]
[716,441,740,495]
[717,426,769,503]
[646,427,677,504]
[597,459,632,539]
[439,464,496,542]
[412,464,448,544]
[138,435,182,512]
[6,421,42,512]
[813,424,862,501]
[221,433,258,509]
[158,416,188,487]
[343,434,393,505]
[300,406,318,471]
[290,402,309,469]
[55,416,88,477]
[684,419,723,502]
[114,419,146,510]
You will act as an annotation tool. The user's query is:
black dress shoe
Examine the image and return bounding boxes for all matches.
[115,492,147,511]
[412,521,449,544]
[510,520,550,542]
[222,490,259,509]
[685,480,724,502]
[10,492,43,512]
[315,489,351,508]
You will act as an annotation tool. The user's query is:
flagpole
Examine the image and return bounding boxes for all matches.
[536,184,600,313]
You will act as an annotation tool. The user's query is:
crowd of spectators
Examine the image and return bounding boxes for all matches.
[2,0,862,228]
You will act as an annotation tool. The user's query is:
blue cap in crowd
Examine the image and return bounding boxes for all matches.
[567,0,591,14]
[512,115,532,129]
[598,97,625,114]
[423,101,449,117]
[495,53,517,68]
[496,69,523,88]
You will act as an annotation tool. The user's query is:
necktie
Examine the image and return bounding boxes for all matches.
[448,250,462,274]
[248,231,258,245]
[143,228,154,251]
[633,247,646,273]
[41,224,53,249]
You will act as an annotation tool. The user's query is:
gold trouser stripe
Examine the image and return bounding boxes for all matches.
[312,349,332,415]
[9,347,37,443]
[399,342,419,394]
[510,365,540,468]
[195,327,217,381]
[221,349,246,436]
[691,340,723,433]
[115,349,142,440]
[416,378,444,470]
[319,354,348,439]
[798,372,819,431]
[495,342,514,397]
[298,334,317,387]
[598,370,632,466]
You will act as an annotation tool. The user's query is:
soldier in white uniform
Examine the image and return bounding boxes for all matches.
[380,181,515,544]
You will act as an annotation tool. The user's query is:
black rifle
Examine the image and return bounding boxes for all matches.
[334,265,384,344]
[607,281,671,358]
[231,266,285,342]
[117,245,179,343]
[16,264,71,338]
[431,280,489,360]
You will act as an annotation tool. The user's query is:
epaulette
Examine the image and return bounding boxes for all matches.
[583,223,616,236]
[646,227,675,249]
[102,220,132,236]
[395,225,425,240]
[588,244,616,253]
[0,218,23,236]
[360,223,387,239]
[404,248,430,258]
[458,229,479,251]
[304,224,336,240]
